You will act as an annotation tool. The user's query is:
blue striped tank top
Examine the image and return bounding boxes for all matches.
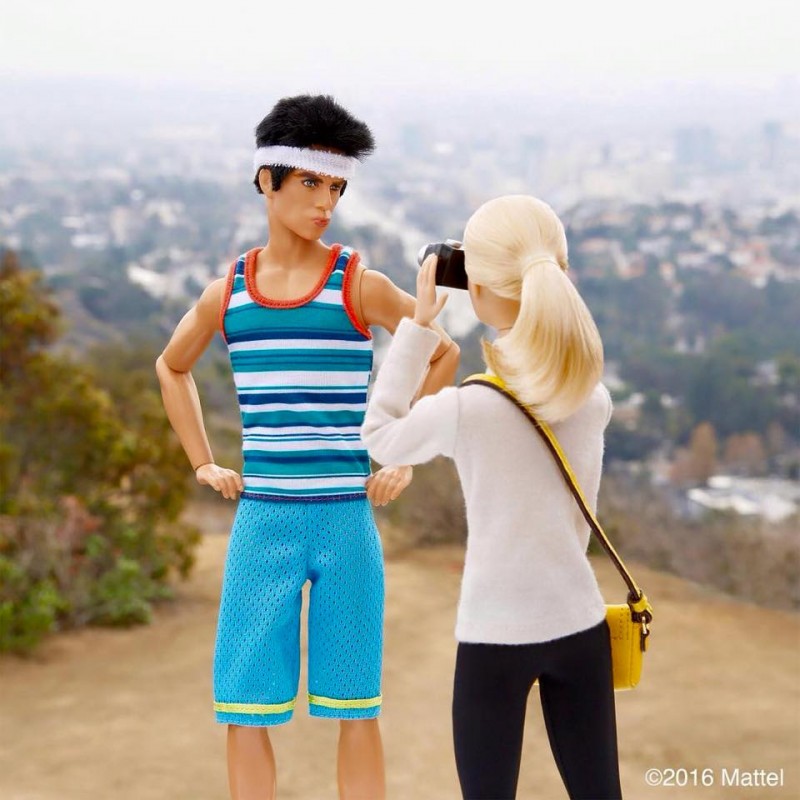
[220,243,374,502]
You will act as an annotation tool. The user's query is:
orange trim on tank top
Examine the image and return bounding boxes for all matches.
[342,251,373,340]
[244,243,343,309]
[218,257,239,343]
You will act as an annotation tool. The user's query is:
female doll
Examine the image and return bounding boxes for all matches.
[361,195,622,800]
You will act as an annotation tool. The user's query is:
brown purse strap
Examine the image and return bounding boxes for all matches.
[461,374,652,623]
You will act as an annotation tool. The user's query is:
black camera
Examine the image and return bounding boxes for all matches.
[417,239,468,290]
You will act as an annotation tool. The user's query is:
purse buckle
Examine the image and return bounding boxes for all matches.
[640,618,650,652]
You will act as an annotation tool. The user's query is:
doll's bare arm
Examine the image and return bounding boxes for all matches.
[155,278,225,471]
[358,267,460,504]
[156,278,243,499]
[360,269,460,400]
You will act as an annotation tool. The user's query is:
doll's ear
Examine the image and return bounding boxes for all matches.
[258,167,274,196]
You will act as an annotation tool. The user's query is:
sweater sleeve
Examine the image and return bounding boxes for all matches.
[362,316,460,466]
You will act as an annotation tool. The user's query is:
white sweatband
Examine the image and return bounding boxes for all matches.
[252,145,358,179]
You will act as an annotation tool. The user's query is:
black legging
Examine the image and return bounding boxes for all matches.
[452,619,622,800]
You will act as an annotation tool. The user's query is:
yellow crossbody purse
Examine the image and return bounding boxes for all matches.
[462,373,653,691]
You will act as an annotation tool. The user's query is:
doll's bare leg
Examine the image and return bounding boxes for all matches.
[337,718,385,799]
[227,724,277,800]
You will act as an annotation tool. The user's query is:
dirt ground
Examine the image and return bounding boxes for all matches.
[1,501,798,800]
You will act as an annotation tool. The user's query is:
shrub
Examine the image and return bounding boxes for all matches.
[0,252,200,654]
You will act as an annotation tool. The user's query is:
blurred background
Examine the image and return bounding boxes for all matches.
[1,2,798,798]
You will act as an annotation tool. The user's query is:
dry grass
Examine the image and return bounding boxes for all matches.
[0,500,798,799]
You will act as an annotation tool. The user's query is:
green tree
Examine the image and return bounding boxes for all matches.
[685,347,777,438]
[0,252,199,653]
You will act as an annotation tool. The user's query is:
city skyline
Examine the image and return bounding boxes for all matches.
[2,72,797,151]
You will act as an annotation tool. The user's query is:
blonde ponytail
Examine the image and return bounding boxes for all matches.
[464,195,603,423]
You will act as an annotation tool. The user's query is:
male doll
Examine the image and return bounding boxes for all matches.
[156,94,459,800]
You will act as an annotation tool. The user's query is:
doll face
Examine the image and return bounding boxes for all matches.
[264,168,346,241]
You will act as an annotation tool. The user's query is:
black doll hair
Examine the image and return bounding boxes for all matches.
[253,94,375,196]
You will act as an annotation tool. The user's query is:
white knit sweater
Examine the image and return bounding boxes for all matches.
[361,316,613,645]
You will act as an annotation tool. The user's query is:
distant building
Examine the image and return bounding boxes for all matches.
[674,126,718,168]
[519,134,547,188]
[687,475,800,523]
[762,121,784,170]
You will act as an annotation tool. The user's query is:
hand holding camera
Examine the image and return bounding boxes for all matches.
[414,254,449,327]
[416,239,468,290]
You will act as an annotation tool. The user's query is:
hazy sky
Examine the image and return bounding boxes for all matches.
[3,0,798,99]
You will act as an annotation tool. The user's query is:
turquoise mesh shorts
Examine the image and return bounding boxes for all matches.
[213,495,384,726]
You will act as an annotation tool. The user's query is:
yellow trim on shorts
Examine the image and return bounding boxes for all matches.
[214,699,296,715]
[307,693,382,709]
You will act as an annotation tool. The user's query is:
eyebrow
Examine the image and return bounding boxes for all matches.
[296,171,344,184]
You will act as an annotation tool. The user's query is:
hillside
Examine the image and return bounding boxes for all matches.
[0,501,797,799]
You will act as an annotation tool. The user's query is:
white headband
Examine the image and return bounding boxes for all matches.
[252,145,358,179]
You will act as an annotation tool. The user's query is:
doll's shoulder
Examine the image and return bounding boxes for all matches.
[357,267,416,330]
[356,261,392,292]
[592,381,614,427]
[457,377,613,430]
[201,274,227,302]
[564,381,613,430]
[455,378,507,422]
[193,276,228,324]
